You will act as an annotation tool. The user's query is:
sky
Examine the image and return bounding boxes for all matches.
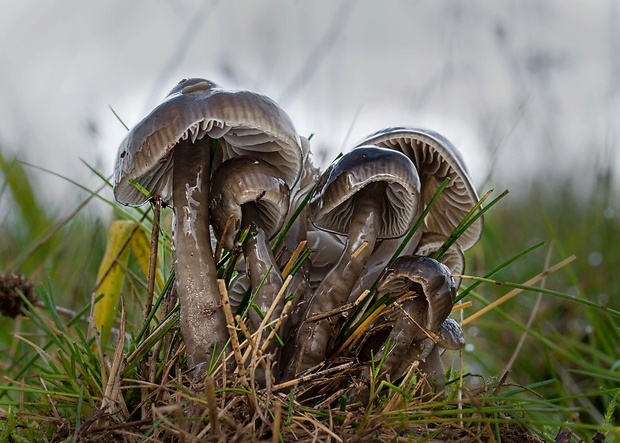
[1,0,618,211]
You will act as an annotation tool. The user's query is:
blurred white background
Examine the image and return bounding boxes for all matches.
[1,0,618,209]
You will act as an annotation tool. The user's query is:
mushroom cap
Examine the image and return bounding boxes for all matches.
[414,231,465,289]
[210,156,290,250]
[377,255,456,333]
[353,126,483,250]
[113,78,303,207]
[437,317,465,350]
[309,146,421,239]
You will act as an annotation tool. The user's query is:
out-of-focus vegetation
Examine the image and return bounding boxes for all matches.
[464,165,620,428]
[0,145,618,441]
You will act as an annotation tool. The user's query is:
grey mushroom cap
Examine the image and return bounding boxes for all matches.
[113,78,303,207]
[210,156,290,250]
[377,255,456,333]
[209,156,290,249]
[437,317,465,350]
[309,146,421,239]
[353,126,483,250]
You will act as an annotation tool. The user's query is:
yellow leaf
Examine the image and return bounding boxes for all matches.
[129,226,164,292]
[93,220,134,347]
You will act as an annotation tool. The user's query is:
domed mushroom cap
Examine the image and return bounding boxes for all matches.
[113,78,303,207]
[309,146,421,239]
[353,126,483,250]
[377,255,456,333]
[437,317,465,350]
[210,156,290,250]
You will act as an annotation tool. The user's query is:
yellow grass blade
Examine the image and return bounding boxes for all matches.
[129,225,165,291]
[460,255,576,326]
[93,220,133,346]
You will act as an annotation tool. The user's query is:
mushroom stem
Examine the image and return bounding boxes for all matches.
[241,212,285,384]
[172,139,228,373]
[241,204,285,336]
[417,346,445,394]
[286,184,383,377]
[375,297,435,379]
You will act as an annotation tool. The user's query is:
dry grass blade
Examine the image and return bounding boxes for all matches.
[451,301,472,313]
[144,197,162,331]
[261,298,293,354]
[99,295,128,424]
[218,279,248,383]
[306,289,371,324]
[460,254,576,326]
[273,362,354,391]
[255,273,292,347]
[204,376,223,442]
[497,244,555,393]
[215,213,235,263]
[281,240,308,278]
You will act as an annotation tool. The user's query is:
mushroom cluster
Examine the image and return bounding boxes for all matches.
[113,78,482,396]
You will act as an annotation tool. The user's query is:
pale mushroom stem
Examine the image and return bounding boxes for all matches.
[285,184,383,378]
[240,205,286,385]
[374,297,434,380]
[172,139,228,373]
[417,346,445,394]
[241,204,285,336]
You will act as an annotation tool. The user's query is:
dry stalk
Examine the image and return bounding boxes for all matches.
[254,274,292,351]
[460,254,576,326]
[144,196,162,333]
[219,279,248,384]
[204,376,223,442]
[100,296,128,424]
[271,400,283,443]
[281,240,308,278]
[273,362,354,391]
[306,289,371,324]
[214,214,235,264]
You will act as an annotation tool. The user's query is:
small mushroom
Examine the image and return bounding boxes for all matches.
[416,317,465,393]
[436,316,465,351]
[369,255,457,391]
[113,78,303,372]
[354,126,483,251]
[285,146,421,377]
[210,156,290,373]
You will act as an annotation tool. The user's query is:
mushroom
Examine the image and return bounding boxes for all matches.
[210,156,290,325]
[416,317,465,393]
[210,156,290,378]
[285,146,421,377]
[113,78,303,372]
[366,255,459,392]
[353,126,483,251]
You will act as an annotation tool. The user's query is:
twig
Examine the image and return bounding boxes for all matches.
[143,197,162,334]
[306,289,371,323]
[273,362,354,391]
[218,280,248,384]
[281,241,308,278]
[204,376,222,442]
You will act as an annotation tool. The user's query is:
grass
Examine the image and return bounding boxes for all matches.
[0,145,619,442]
